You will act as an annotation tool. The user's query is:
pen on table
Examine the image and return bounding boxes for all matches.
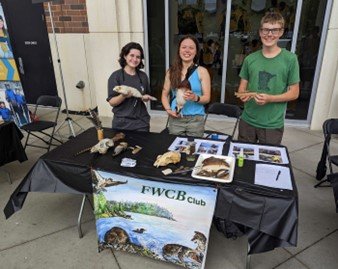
[275,170,281,181]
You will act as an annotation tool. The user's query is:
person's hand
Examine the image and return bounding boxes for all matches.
[141,94,151,102]
[166,109,180,118]
[141,94,157,102]
[184,90,196,101]
[239,95,253,103]
[254,93,270,105]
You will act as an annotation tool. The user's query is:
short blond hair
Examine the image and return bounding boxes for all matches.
[261,12,285,28]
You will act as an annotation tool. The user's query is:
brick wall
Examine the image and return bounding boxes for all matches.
[44,0,88,33]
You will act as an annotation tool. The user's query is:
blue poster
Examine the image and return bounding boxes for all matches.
[93,170,217,269]
[0,4,31,127]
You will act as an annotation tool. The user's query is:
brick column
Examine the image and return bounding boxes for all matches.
[44,0,89,33]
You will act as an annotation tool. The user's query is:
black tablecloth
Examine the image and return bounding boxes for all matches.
[0,122,27,167]
[4,127,298,254]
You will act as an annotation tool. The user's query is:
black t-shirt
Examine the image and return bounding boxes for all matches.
[107,69,150,131]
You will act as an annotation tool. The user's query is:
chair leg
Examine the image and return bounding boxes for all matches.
[23,132,30,150]
[246,241,251,269]
[314,178,331,188]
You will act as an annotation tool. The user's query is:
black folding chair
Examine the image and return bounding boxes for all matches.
[204,102,242,139]
[21,95,63,152]
[315,118,338,188]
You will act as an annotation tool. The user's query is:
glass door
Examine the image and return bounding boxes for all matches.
[168,0,228,103]
[224,0,298,107]
[146,0,330,121]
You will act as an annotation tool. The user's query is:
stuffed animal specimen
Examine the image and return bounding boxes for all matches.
[113,85,157,101]
[175,79,192,115]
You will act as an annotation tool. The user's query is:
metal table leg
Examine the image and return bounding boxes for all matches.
[78,194,87,238]
[77,194,93,238]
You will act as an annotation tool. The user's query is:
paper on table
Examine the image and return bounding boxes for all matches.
[194,139,225,155]
[254,164,293,190]
[168,137,189,152]
[229,142,289,164]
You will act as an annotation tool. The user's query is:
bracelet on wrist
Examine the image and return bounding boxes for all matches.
[165,108,171,111]
[195,95,200,103]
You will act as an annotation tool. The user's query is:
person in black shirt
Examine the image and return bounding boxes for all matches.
[107,42,152,132]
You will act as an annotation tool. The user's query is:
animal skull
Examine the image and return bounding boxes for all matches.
[153,151,181,167]
[90,138,115,154]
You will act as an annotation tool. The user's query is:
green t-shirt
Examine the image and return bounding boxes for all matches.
[239,48,300,128]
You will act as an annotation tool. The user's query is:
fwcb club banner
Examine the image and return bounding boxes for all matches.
[93,170,217,269]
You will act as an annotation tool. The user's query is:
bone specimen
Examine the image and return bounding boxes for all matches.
[74,132,125,156]
[90,138,115,154]
[153,151,181,167]
[112,142,128,157]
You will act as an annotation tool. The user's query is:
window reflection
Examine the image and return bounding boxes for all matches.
[147,0,166,110]
[225,1,297,107]
[147,0,328,121]
[293,0,327,120]
[172,0,227,103]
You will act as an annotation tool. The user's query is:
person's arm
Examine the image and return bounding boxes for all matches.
[184,66,211,104]
[108,94,131,107]
[107,72,132,107]
[140,74,153,102]
[254,83,300,105]
[161,71,179,118]
[237,78,253,102]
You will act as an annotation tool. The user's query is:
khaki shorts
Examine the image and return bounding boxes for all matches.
[238,119,284,145]
[168,115,205,137]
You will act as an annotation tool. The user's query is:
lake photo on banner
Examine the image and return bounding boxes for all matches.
[92,170,217,269]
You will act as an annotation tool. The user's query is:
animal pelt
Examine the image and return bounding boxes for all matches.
[113,85,157,101]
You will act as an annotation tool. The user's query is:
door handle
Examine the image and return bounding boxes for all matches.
[18,57,25,75]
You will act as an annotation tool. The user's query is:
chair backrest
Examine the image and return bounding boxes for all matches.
[33,95,62,122]
[323,119,338,173]
[323,119,338,137]
[206,103,242,118]
[36,95,62,108]
[205,102,242,137]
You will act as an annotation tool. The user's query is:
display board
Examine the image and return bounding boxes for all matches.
[93,170,217,269]
[0,3,30,126]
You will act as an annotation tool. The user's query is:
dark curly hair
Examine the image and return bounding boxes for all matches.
[118,42,145,69]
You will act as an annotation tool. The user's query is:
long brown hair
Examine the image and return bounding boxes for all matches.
[169,35,200,88]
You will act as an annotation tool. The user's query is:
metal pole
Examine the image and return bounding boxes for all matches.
[48,2,76,138]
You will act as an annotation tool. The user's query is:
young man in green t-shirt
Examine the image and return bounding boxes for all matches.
[237,12,300,145]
